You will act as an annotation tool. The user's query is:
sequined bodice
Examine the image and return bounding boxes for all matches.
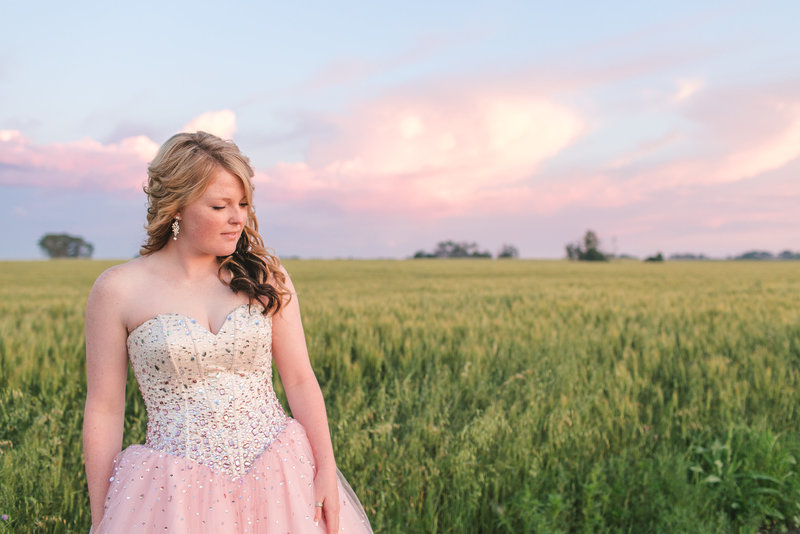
[126,303,287,479]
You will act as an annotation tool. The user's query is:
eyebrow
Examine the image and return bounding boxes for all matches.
[209,195,248,201]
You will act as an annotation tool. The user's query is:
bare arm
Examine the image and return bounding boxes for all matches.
[272,272,339,533]
[83,269,130,530]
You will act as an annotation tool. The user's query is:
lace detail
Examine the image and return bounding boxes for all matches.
[126,304,287,479]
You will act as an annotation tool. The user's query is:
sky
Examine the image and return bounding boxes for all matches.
[1,0,798,259]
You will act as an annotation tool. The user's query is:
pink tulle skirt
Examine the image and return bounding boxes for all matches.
[96,420,372,533]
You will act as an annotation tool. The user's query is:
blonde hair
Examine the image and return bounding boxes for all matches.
[141,131,290,315]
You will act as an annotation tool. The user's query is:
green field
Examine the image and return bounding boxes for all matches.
[1,259,799,533]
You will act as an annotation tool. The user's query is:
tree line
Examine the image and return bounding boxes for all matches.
[36,231,799,261]
[413,240,519,259]
[566,230,800,262]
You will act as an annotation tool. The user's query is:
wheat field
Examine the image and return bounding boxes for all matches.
[1,259,799,533]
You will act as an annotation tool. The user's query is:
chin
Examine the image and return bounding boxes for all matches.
[210,245,238,257]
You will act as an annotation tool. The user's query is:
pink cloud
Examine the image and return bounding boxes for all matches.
[520,83,800,217]
[258,81,798,220]
[0,129,157,190]
[714,102,800,182]
[4,77,797,241]
[251,66,800,222]
[0,110,237,191]
[672,78,704,103]
[607,131,683,170]
[260,89,585,217]
[618,93,800,197]
[183,109,237,139]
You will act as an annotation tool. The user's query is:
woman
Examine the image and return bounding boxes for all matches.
[83,131,372,533]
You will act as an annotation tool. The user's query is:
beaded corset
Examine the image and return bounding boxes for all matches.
[126,303,287,479]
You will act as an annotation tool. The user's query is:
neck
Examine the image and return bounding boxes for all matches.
[160,240,221,282]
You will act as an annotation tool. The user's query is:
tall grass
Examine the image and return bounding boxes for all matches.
[1,259,799,532]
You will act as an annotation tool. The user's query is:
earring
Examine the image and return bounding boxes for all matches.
[172,218,180,240]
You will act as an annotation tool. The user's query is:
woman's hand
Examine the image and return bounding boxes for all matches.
[313,468,340,533]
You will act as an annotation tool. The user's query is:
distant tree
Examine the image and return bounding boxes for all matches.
[413,240,492,258]
[583,230,600,253]
[644,252,664,262]
[497,244,519,259]
[669,253,709,261]
[734,250,774,260]
[566,243,579,261]
[434,240,470,258]
[38,233,94,258]
[433,240,492,258]
[581,247,607,261]
[778,250,800,260]
[565,230,608,261]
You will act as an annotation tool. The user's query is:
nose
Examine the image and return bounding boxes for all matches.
[230,206,246,226]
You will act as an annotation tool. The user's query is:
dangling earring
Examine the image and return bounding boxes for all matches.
[172,218,180,240]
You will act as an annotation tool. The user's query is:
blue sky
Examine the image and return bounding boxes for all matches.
[1,0,798,259]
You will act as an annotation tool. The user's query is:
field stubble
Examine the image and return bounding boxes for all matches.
[1,259,799,533]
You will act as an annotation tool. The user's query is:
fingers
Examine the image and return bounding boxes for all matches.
[313,474,340,531]
[312,499,340,532]
[313,501,322,526]
[325,502,340,534]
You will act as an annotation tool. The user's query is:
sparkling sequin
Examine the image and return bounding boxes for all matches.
[126,304,286,479]
[95,303,372,533]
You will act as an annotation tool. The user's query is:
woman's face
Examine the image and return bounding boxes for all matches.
[177,167,248,257]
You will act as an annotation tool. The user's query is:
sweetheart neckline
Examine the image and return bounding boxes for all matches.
[126,303,256,342]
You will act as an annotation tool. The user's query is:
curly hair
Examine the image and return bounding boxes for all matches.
[140,131,290,315]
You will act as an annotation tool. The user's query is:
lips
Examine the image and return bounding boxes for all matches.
[221,231,239,239]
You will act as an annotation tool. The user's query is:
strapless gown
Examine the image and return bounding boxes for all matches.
[96,303,372,533]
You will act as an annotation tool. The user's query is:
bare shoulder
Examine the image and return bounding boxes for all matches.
[273,262,289,278]
[89,259,144,300]
[268,262,296,293]
[86,258,151,323]
[279,264,297,289]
